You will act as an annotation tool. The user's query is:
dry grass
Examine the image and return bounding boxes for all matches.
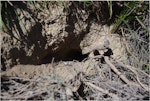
[1,55,149,100]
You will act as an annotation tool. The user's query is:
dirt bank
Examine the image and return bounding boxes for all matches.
[1,1,149,100]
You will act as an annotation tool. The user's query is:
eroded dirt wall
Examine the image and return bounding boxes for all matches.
[1,1,123,71]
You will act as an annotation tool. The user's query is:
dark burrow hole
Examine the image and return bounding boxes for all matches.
[41,48,114,64]
[41,49,88,64]
[63,49,88,61]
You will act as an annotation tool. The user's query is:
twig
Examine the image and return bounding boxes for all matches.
[25,90,47,100]
[9,76,34,81]
[104,56,149,91]
[111,58,149,77]
[1,90,47,100]
[84,82,119,101]
[135,16,149,33]
[135,67,149,77]
[14,82,34,96]
[116,61,149,91]
[104,57,130,84]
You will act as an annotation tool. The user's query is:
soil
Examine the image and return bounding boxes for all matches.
[1,1,149,100]
[1,1,126,71]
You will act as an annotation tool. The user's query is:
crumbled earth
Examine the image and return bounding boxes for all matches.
[1,1,149,100]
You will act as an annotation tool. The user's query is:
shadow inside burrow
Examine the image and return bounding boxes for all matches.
[1,1,123,71]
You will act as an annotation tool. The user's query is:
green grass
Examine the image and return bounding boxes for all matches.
[111,1,141,33]
[113,1,149,71]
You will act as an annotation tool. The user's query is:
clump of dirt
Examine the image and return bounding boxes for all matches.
[1,1,149,101]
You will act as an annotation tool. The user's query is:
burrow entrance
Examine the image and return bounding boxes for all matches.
[1,1,123,70]
[41,49,88,64]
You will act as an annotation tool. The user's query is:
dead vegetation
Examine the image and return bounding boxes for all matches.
[1,1,149,101]
[1,55,149,100]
